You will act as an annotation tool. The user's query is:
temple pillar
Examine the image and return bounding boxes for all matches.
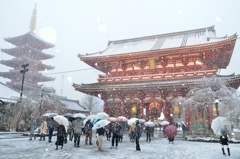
[121,101,124,116]
[139,101,144,119]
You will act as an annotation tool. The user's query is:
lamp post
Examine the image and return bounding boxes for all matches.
[215,98,219,117]
[20,63,29,101]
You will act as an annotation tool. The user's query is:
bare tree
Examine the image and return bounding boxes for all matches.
[80,94,103,114]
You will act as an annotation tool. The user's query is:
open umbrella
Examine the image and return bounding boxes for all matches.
[108,117,117,122]
[117,116,128,122]
[42,112,58,117]
[53,115,69,127]
[160,120,170,126]
[92,120,110,130]
[73,113,86,119]
[128,118,139,126]
[211,116,231,136]
[164,125,178,138]
[83,115,98,125]
[139,119,146,123]
[144,121,155,127]
[63,113,74,118]
[96,112,109,120]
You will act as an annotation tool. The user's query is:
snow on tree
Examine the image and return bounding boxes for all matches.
[80,94,103,114]
[171,76,240,130]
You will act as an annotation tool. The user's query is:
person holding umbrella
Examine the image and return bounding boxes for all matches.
[220,128,230,156]
[55,122,67,150]
[145,126,151,143]
[134,120,141,151]
[110,121,122,149]
[73,117,83,148]
[84,119,93,145]
[96,126,105,151]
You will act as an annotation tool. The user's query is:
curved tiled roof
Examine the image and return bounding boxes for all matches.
[4,32,54,50]
[79,26,237,58]
[1,44,54,60]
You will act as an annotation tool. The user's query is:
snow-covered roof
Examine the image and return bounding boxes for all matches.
[79,26,237,58]
[0,82,25,102]
[4,32,54,50]
[57,97,89,113]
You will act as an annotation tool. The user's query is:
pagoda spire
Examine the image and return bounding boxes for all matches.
[29,3,37,34]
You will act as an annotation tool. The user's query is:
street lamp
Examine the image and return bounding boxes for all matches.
[20,63,29,101]
[215,98,219,117]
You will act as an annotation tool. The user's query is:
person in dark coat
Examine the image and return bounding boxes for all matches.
[145,126,151,143]
[134,120,141,151]
[84,119,93,145]
[55,124,67,150]
[110,121,122,149]
[220,134,230,156]
[73,117,83,147]
[47,117,55,143]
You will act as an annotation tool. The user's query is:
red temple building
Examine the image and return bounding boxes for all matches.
[73,26,240,128]
[0,5,55,91]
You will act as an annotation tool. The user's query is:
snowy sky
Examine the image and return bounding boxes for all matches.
[1,0,240,101]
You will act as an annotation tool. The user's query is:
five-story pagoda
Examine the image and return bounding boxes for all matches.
[0,4,55,91]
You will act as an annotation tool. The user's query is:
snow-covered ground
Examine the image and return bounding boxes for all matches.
[1,132,240,159]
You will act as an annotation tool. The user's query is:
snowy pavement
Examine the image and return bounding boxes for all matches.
[0,133,240,159]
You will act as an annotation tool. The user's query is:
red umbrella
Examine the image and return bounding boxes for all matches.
[164,125,177,138]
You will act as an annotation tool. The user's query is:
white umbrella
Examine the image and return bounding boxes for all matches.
[83,115,98,125]
[211,116,231,136]
[92,120,110,130]
[73,113,86,119]
[117,116,128,122]
[96,112,109,120]
[144,121,155,127]
[42,112,58,117]
[128,118,139,126]
[53,115,69,127]
[160,121,169,125]
[139,119,146,123]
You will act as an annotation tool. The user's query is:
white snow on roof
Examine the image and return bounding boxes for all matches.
[0,82,24,102]
[59,98,88,112]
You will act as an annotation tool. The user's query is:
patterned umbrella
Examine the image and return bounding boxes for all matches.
[117,116,128,122]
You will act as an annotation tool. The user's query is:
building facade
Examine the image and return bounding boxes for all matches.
[73,26,240,128]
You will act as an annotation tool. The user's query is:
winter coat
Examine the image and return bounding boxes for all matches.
[145,126,152,134]
[84,120,93,133]
[97,127,105,136]
[39,121,47,134]
[28,119,37,133]
[56,125,67,146]
[73,118,83,135]
[134,123,141,138]
[130,123,136,133]
[67,121,73,133]
[220,135,229,145]
[47,119,54,129]
[119,122,125,136]
[113,122,122,136]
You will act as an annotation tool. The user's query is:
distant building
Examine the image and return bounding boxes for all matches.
[0,4,55,92]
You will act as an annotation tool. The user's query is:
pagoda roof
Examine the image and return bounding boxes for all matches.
[6,81,39,91]
[73,74,240,91]
[0,70,55,82]
[79,26,237,58]
[3,32,54,50]
[0,57,55,71]
[1,44,54,60]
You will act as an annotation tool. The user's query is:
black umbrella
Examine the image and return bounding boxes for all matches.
[63,113,74,118]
